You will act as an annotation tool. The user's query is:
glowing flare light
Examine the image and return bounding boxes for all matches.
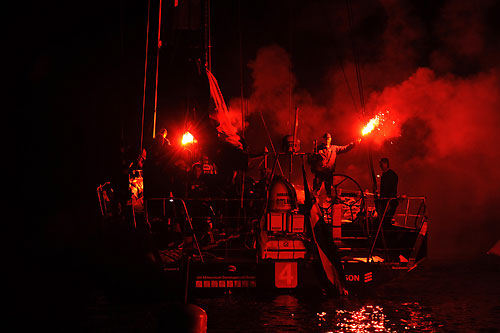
[182,132,195,145]
[361,110,390,136]
[362,115,381,136]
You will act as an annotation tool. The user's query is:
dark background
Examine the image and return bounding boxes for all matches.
[13,0,500,274]
[9,0,500,330]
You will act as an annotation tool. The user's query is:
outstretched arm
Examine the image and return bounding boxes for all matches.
[336,140,357,154]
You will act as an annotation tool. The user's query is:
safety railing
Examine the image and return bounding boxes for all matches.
[362,194,426,229]
[368,195,427,261]
[319,193,427,262]
[142,197,267,227]
[392,196,426,229]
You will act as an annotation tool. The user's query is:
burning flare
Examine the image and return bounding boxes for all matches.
[361,110,391,136]
[182,132,195,145]
[362,115,381,136]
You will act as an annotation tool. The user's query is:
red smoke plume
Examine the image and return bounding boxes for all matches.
[227,0,500,258]
[364,68,500,258]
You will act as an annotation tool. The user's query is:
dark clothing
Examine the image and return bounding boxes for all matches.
[380,169,398,199]
[313,171,334,197]
[143,137,174,199]
[129,156,146,179]
[377,169,399,225]
[201,162,217,175]
[188,176,207,198]
[311,142,356,196]
[377,198,398,225]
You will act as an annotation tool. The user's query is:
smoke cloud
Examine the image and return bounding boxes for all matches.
[226,0,500,258]
[366,68,500,258]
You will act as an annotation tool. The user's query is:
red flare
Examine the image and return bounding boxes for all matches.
[182,132,195,145]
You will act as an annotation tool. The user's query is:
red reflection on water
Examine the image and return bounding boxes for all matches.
[334,305,387,332]
[327,302,437,332]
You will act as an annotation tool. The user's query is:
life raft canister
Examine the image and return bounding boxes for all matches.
[268,176,298,212]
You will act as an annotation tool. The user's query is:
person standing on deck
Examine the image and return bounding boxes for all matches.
[129,148,147,175]
[143,128,172,198]
[201,155,217,175]
[377,157,399,226]
[157,128,171,146]
[311,132,360,198]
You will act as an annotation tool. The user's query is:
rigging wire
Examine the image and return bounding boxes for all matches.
[319,2,359,115]
[346,0,365,115]
[152,0,163,139]
[345,0,377,194]
[204,0,212,70]
[140,0,151,151]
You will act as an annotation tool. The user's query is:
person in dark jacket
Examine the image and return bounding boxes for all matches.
[377,157,399,225]
[129,148,147,176]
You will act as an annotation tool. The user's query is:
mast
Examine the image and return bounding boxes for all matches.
[238,0,245,138]
[140,0,151,150]
[288,2,294,182]
[152,0,163,139]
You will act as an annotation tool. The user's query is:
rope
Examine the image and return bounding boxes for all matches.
[140,0,151,151]
[346,0,365,115]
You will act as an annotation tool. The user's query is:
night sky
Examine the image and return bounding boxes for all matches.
[15,0,500,262]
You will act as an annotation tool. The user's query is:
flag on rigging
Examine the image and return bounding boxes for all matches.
[206,69,243,150]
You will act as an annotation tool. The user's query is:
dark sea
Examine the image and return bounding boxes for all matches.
[77,256,500,332]
[196,256,500,332]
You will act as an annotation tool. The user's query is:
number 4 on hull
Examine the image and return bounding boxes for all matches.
[275,262,298,288]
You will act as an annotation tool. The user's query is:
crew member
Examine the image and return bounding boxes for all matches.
[188,163,206,198]
[201,155,217,175]
[143,128,172,199]
[158,128,171,146]
[129,148,147,175]
[377,157,398,225]
[311,132,359,197]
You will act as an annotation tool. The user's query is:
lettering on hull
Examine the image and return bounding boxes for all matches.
[345,274,360,282]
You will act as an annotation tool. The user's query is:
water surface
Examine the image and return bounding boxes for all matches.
[197,256,500,332]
